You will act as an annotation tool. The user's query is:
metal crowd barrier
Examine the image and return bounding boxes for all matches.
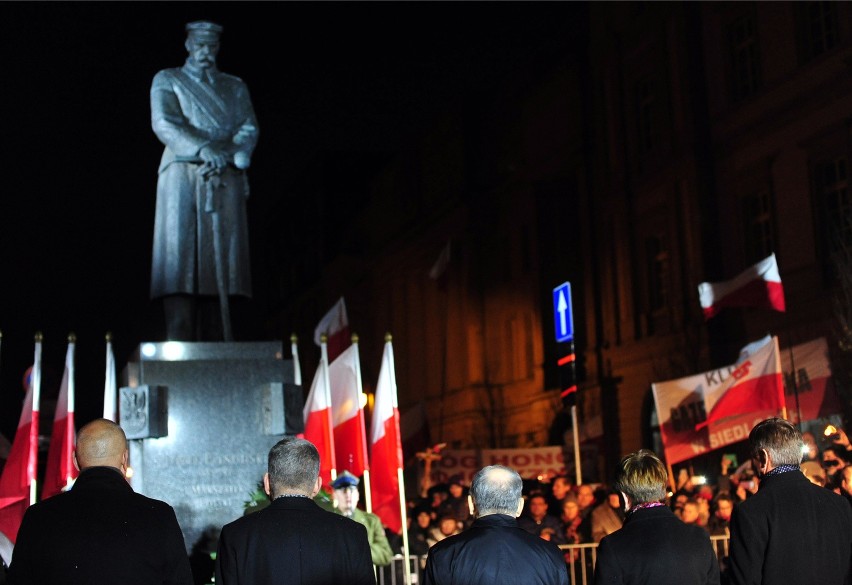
[379,536,731,585]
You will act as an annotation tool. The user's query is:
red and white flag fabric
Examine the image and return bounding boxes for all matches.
[698,253,786,320]
[781,337,844,424]
[302,342,336,486]
[314,297,350,362]
[697,335,785,430]
[43,338,78,499]
[103,334,117,421]
[652,335,785,465]
[370,336,404,533]
[0,338,42,543]
[328,343,370,477]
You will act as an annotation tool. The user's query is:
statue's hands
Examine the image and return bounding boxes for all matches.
[199,145,228,170]
[233,124,257,146]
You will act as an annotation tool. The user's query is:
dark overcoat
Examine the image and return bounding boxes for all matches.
[422,514,569,585]
[594,505,720,585]
[7,466,192,585]
[727,470,852,585]
[215,496,376,585]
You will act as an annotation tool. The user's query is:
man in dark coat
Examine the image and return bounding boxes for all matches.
[594,449,719,585]
[215,437,376,585]
[423,465,568,585]
[727,417,852,585]
[7,419,192,585]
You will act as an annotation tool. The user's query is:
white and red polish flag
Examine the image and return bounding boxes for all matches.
[303,341,336,486]
[0,336,42,543]
[43,337,79,500]
[370,335,404,533]
[696,335,786,431]
[103,333,117,422]
[328,342,369,477]
[314,297,350,362]
[698,253,786,320]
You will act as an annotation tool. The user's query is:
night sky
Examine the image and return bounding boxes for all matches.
[0,2,579,437]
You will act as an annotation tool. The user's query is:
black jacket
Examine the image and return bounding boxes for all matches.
[423,514,568,585]
[7,466,192,585]
[594,505,719,585]
[727,470,852,585]
[215,495,376,585]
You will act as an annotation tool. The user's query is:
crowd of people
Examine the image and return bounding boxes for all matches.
[397,421,852,562]
[4,416,851,585]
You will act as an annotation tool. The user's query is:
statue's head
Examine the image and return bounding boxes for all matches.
[185,21,223,70]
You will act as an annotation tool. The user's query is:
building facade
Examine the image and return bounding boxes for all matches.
[264,2,852,482]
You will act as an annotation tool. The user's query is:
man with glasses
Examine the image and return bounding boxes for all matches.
[726,418,852,585]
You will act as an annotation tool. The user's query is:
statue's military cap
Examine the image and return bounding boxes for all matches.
[185,21,223,39]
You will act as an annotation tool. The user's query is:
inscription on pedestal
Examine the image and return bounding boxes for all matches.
[123,342,297,553]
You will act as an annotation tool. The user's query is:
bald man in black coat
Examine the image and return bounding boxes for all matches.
[7,419,192,585]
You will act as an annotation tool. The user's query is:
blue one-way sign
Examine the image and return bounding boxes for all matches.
[553,282,574,343]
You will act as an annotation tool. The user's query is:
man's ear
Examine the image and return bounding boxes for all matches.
[311,475,322,498]
[73,451,80,472]
[757,449,770,471]
[620,491,632,513]
[515,497,524,518]
[263,473,271,497]
[468,494,475,516]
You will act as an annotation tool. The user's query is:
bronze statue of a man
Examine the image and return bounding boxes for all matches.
[150,21,258,341]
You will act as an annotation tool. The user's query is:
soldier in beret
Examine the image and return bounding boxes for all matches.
[332,471,394,567]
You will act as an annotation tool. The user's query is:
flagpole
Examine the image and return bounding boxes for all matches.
[30,332,43,506]
[784,328,802,428]
[290,333,302,386]
[66,333,76,491]
[351,334,373,513]
[320,336,337,483]
[773,336,788,421]
[385,334,412,585]
[103,332,117,422]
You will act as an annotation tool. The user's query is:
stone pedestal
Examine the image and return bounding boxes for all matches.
[121,341,301,553]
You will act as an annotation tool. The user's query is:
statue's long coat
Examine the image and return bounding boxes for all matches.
[150,60,258,299]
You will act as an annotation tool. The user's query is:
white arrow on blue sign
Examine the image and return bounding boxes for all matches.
[553,282,574,343]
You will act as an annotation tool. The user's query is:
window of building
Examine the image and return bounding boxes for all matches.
[636,76,658,157]
[727,14,761,102]
[815,157,852,257]
[742,188,776,264]
[504,313,534,382]
[645,234,670,313]
[634,68,671,173]
[796,1,839,64]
